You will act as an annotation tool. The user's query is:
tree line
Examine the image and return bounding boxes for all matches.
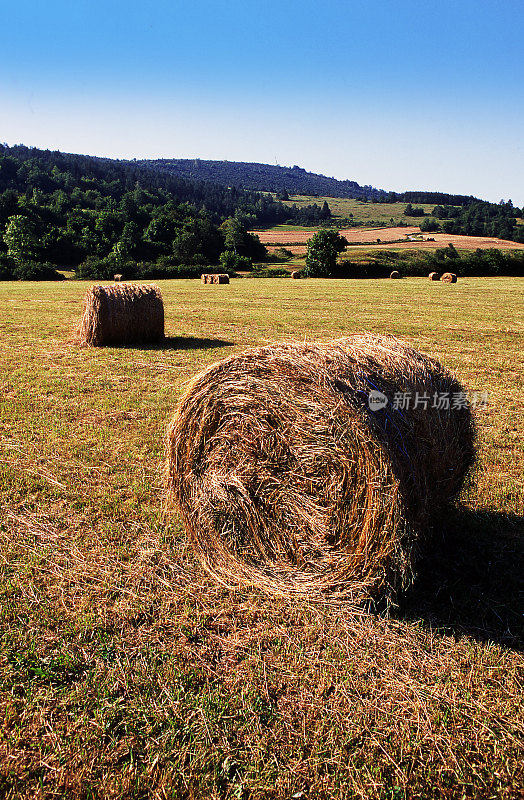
[417,201,524,243]
[0,145,304,279]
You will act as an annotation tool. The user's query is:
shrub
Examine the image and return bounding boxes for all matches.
[10,259,65,281]
[248,267,290,278]
[219,251,253,271]
[0,253,15,280]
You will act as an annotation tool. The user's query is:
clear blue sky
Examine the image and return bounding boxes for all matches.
[2,0,523,204]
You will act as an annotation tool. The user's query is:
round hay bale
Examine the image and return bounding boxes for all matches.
[77,283,164,346]
[389,270,401,279]
[441,272,457,283]
[428,272,440,281]
[291,271,303,279]
[113,273,123,282]
[166,334,475,603]
[216,273,230,284]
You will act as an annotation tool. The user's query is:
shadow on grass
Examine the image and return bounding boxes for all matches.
[395,506,524,651]
[133,336,235,351]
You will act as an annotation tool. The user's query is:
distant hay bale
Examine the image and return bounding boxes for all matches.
[201,273,230,284]
[389,270,401,279]
[291,271,303,279]
[441,272,457,283]
[428,272,440,281]
[166,334,475,603]
[77,283,164,346]
[113,274,123,282]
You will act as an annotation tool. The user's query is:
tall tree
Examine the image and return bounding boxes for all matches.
[305,229,347,277]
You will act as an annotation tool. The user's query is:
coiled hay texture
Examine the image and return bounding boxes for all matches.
[77,283,164,346]
[166,335,475,603]
[441,272,458,283]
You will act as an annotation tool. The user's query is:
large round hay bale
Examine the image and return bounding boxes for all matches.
[389,270,401,279]
[291,270,303,279]
[77,283,164,346]
[166,334,475,603]
[428,272,440,281]
[441,272,457,283]
[216,273,230,284]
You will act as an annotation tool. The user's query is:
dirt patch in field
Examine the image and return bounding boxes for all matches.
[252,226,420,245]
[266,244,308,256]
[357,233,524,252]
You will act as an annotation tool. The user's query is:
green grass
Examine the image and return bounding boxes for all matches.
[0,277,523,799]
[273,196,437,226]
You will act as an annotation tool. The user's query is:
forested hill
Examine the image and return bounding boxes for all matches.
[138,158,481,205]
[138,158,387,200]
[2,144,320,280]
[0,144,293,225]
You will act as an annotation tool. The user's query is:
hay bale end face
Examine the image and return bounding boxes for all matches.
[77,283,164,346]
[389,270,401,279]
[428,272,440,281]
[441,272,458,283]
[166,334,475,603]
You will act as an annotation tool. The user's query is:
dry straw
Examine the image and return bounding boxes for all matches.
[389,270,401,279]
[428,272,440,281]
[166,334,475,604]
[201,273,230,284]
[77,283,164,346]
[441,272,458,283]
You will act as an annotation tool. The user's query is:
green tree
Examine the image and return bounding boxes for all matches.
[3,215,39,263]
[304,229,347,277]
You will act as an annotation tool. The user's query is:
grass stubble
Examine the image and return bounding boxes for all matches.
[0,278,522,799]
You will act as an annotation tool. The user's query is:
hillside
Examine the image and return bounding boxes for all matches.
[138,159,390,200]
[138,158,484,205]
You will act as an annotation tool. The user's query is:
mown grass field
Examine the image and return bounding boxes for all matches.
[1,277,523,799]
[254,227,524,263]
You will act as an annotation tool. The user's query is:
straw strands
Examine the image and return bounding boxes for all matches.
[166,334,475,604]
[441,272,458,283]
[77,283,164,346]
